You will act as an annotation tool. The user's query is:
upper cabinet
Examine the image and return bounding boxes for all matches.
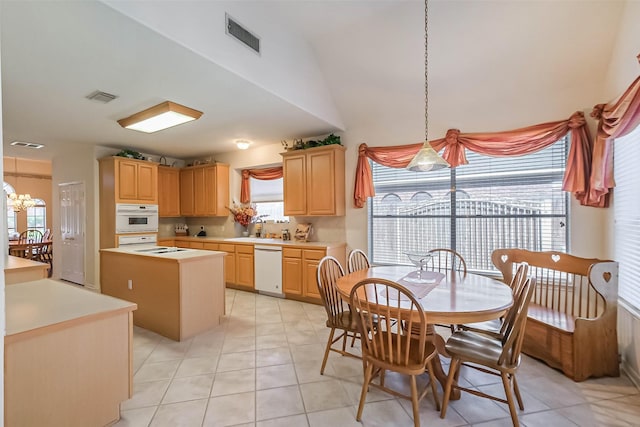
[281,145,345,216]
[99,157,158,204]
[179,163,229,217]
[158,166,181,217]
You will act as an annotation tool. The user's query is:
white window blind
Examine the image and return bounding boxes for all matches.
[369,137,569,273]
[613,125,640,310]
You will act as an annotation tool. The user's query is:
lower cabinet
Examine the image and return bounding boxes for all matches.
[235,245,255,290]
[218,244,236,285]
[282,248,325,301]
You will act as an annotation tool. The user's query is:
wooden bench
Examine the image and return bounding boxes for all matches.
[492,249,619,381]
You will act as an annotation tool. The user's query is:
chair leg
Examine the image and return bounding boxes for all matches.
[512,373,524,410]
[321,328,336,375]
[342,329,348,352]
[501,371,520,427]
[356,361,374,421]
[440,357,459,419]
[427,359,441,411]
[409,375,420,427]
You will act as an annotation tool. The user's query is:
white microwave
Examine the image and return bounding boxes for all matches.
[115,204,159,234]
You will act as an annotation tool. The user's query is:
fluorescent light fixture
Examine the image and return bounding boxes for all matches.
[117,101,203,133]
[10,141,44,149]
[236,139,252,150]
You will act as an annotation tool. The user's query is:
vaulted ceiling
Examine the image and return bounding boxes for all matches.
[0,1,625,159]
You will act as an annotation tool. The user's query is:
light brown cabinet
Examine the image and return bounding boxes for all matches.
[282,247,343,301]
[179,164,229,217]
[283,248,303,295]
[158,166,180,217]
[235,245,255,289]
[281,145,345,216]
[218,243,236,285]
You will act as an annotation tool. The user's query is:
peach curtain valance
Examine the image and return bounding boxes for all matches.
[354,111,595,208]
[240,167,284,204]
[588,72,640,207]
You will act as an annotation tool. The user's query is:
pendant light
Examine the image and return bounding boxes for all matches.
[406,0,449,172]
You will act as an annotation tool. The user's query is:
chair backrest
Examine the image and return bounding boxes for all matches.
[350,278,428,366]
[499,276,536,368]
[18,229,43,244]
[347,249,370,274]
[42,228,51,241]
[427,248,467,275]
[499,262,529,336]
[316,256,347,322]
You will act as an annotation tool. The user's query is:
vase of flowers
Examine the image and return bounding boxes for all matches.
[229,203,257,236]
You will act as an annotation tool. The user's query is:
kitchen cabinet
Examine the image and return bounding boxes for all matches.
[179,163,229,217]
[158,166,180,217]
[99,157,158,204]
[282,248,303,295]
[235,245,255,289]
[157,239,175,247]
[218,243,236,285]
[281,145,345,216]
[282,247,343,302]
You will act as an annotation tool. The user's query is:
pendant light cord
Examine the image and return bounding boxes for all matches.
[424,0,429,145]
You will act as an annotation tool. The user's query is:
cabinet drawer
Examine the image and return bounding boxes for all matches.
[175,240,191,249]
[219,244,235,253]
[283,248,302,258]
[157,239,175,246]
[203,242,219,251]
[303,249,325,260]
[236,245,254,254]
[190,241,204,249]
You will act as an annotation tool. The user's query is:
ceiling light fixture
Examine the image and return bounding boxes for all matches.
[10,141,44,149]
[236,140,251,150]
[8,193,36,212]
[117,101,203,133]
[407,0,449,172]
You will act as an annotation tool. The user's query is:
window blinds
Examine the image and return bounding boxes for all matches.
[613,125,640,311]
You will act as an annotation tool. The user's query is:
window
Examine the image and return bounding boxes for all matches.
[26,198,46,233]
[250,177,289,223]
[4,182,17,236]
[614,125,640,311]
[369,137,569,273]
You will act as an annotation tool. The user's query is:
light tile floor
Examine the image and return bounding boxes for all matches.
[115,289,640,427]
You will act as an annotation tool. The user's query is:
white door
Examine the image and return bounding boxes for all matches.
[59,182,85,285]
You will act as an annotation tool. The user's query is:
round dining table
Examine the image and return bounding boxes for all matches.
[336,265,513,399]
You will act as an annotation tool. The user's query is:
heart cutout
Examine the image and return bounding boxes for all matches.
[551,254,561,263]
[501,254,508,263]
[603,272,611,283]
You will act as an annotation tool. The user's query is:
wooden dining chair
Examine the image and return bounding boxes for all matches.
[37,242,54,277]
[440,276,536,427]
[316,256,362,374]
[347,249,370,274]
[426,248,467,275]
[458,262,529,336]
[18,229,44,244]
[350,278,440,427]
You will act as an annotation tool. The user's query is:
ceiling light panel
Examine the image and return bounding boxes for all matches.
[117,101,203,133]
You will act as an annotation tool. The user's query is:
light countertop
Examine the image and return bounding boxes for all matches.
[5,279,137,337]
[4,255,49,271]
[100,245,226,260]
[160,236,346,250]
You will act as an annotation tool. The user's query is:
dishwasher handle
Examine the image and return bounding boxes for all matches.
[255,245,283,252]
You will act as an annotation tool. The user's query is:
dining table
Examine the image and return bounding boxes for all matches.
[336,265,513,399]
[8,240,52,259]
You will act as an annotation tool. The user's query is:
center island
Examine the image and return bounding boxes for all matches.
[100,246,226,341]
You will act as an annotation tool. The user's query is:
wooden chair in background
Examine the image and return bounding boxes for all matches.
[426,248,467,275]
[18,229,44,244]
[316,256,362,375]
[350,278,440,427]
[347,249,370,274]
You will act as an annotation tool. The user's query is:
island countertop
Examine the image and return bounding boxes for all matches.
[99,245,227,262]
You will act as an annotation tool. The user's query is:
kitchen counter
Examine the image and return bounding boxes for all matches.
[100,246,226,341]
[160,235,346,250]
[5,279,137,426]
[4,254,49,284]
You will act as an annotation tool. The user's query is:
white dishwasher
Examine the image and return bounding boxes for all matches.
[254,245,283,297]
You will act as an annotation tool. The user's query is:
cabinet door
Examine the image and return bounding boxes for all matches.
[306,150,335,215]
[175,240,191,249]
[193,167,207,216]
[219,244,236,284]
[180,169,195,216]
[303,249,325,299]
[117,161,138,200]
[283,256,303,295]
[158,167,180,217]
[236,253,255,288]
[283,154,307,216]
[204,166,218,215]
[137,163,157,202]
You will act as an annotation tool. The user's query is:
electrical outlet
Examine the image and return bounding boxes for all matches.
[128,279,133,290]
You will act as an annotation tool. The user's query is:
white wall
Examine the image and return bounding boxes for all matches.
[599,0,640,387]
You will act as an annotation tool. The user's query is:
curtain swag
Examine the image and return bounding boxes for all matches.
[240,167,284,204]
[353,111,598,208]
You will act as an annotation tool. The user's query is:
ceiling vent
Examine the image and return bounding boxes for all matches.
[10,141,44,149]
[226,13,260,55]
[86,90,118,103]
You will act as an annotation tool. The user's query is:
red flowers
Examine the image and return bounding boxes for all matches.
[229,203,257,227]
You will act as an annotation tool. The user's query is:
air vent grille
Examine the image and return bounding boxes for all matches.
[226,14,260,54]
[86,90,118,103]
[10,141,44,149]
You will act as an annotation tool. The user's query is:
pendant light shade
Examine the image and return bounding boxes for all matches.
[406,143,449,172]
[407,0,449,172]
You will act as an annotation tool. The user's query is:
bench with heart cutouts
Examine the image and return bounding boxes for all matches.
[492,249,619,381]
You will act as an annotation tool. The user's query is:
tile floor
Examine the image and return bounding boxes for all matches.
[115,289,640,427]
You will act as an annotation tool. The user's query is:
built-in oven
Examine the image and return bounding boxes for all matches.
[115,204,159,234]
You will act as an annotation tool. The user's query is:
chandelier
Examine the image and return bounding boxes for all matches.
[8,193,36,212]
